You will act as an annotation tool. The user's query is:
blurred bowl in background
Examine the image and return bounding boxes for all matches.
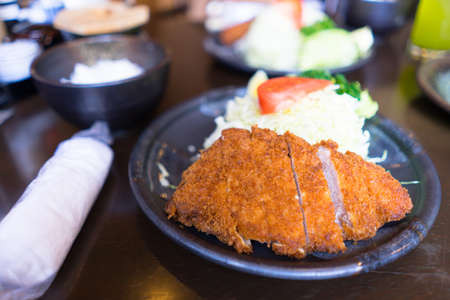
[53,2,150,41]
[31,35,170,130]
[12,22,63,49]
[326,0,419,34]
[58,25,144,42]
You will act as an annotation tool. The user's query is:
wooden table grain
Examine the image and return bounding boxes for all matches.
[0,12,449,300]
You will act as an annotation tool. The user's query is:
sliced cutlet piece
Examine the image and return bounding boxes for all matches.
[218,128,271,250]
[247,127,307,258]
[166,129,252,254]
[167,127,307,258]
[317,140,412,239]
[317,141,381,241]
[355,153,413,224]
[284,133,346,253]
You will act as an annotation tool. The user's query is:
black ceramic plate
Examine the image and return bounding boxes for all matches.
[417,57,450,114]
[129,87,441,280]
[203,36,374,76]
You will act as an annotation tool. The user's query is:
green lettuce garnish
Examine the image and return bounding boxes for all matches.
[300,17,336,37]
[298,70,333,81]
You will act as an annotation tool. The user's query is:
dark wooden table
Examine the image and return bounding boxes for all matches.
[1,12,449,300]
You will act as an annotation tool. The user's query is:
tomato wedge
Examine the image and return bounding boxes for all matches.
[257,77,332,114]
[273,0,303,28]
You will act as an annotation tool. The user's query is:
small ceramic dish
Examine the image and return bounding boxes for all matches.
[31,35,170,130]
[416,56,450,114]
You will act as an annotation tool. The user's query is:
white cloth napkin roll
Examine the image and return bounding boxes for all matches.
[0,136,113,300]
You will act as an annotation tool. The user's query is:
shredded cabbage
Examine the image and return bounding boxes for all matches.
[204,72,375,160]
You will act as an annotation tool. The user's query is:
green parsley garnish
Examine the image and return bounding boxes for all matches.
[299,70,362,100]
[334,74,362,100]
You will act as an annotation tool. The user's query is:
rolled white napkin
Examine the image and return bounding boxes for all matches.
[0,128,113,299]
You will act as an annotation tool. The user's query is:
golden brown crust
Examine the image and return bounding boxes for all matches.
[317,140,412,241]
[166,131,250,252]
[166,128,413,259]
[358,155,413,223]
[318,141,381,240]
[285,134,346,253]
[248,127,306,258]
[167,127,307,258]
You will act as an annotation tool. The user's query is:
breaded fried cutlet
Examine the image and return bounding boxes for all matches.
[284,133,346,253]
[167,127,307,258]
[317,140,412,240]
[166,129,250,253]
[166,127,413,259]
[247,128,306,258]
[317,140,382,241]
[356,154,413,224]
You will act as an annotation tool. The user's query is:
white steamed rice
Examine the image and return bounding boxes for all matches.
[61,58,144,85]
